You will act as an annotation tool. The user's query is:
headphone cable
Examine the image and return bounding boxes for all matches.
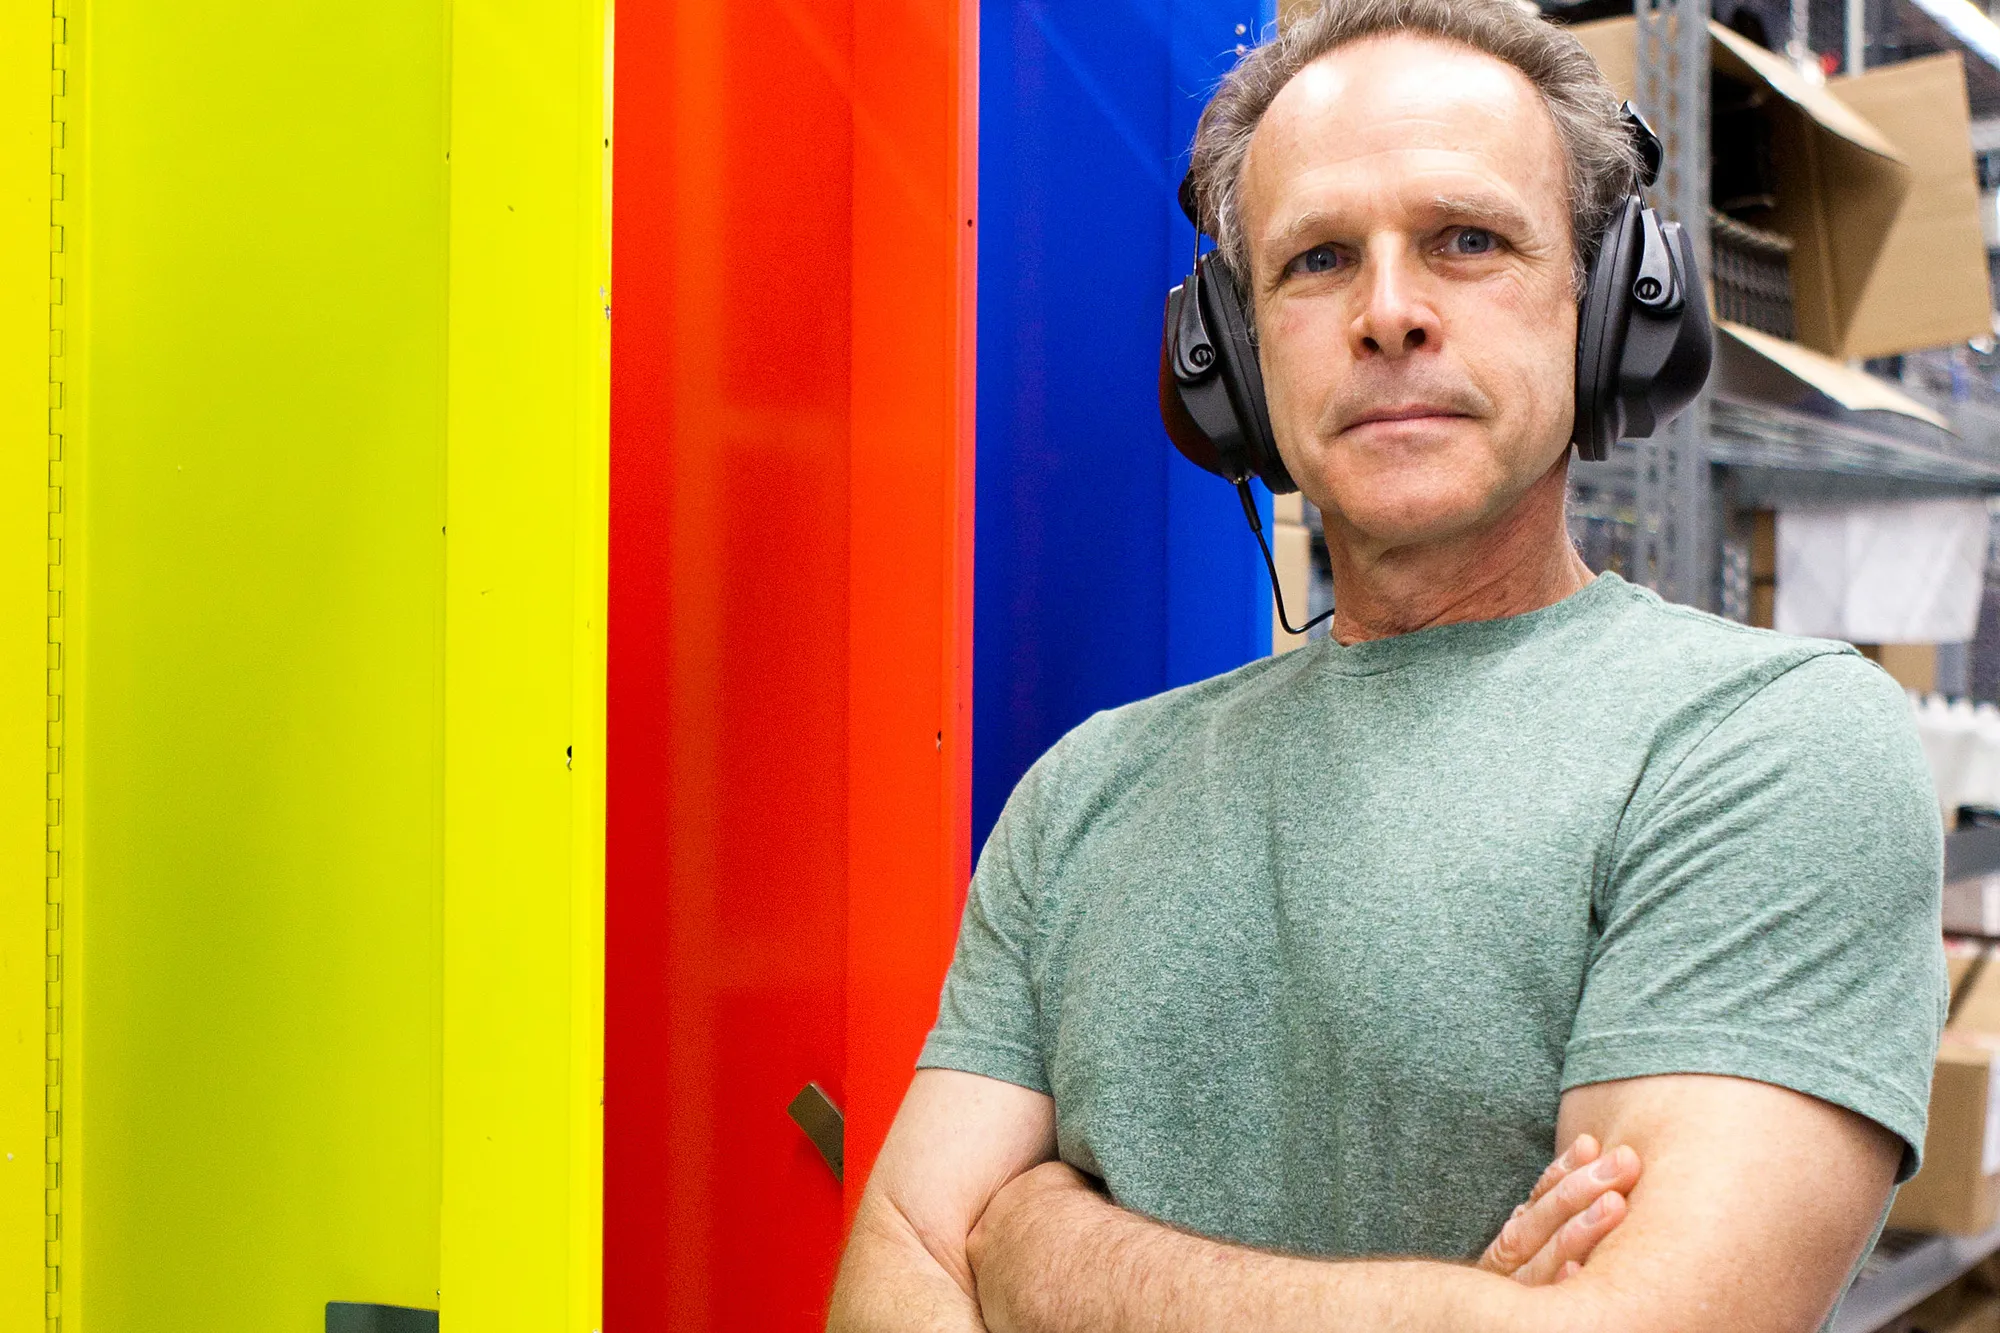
[1236,481,1336,637]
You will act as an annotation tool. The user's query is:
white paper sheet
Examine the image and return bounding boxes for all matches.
[1775,498,1991,642]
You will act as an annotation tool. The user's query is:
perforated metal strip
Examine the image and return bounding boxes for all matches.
[46,1,70,1327]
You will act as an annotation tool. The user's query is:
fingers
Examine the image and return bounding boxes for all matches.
[1523,1134,1599,1209]
[1514,1187,1627,1287]
[1478,1136,1604,1276]
[1477,1142,1640,1280]
[1511,1144,1641,1286]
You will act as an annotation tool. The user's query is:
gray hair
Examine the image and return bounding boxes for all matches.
[1186,0,1641,296]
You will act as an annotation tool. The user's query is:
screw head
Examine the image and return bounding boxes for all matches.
[1635,276,1663,302]
[1190,344,1215,368]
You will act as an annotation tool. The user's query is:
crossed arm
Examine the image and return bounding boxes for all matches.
[827,1066,1901,1333]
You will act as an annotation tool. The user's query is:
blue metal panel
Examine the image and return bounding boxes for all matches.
[974,0,1277,849]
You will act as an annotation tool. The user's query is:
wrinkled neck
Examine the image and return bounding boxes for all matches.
[1322,456,1590,645]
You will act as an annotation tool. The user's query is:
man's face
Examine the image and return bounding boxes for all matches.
[1240,34,1579,552]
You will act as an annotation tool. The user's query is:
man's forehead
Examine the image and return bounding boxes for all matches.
[1245,34,1565,209]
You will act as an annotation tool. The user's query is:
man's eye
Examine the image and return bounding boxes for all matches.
[1287,244,1341,276]
[1448,227,1497,256]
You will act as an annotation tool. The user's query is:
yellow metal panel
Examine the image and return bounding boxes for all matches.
[1,1,54,1327]
[72,2,449,1328]
[438,0,608,1327]
[45,6,76,1323]
[569,17,611,1324]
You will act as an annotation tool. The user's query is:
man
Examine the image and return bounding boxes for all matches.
[828,1,1946,1329]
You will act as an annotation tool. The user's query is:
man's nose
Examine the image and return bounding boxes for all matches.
[1349,247,1441,360]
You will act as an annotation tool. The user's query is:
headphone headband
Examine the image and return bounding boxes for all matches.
[1622,102,1663,190]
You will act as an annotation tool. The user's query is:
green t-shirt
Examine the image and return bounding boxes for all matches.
[920,572,1945,1266]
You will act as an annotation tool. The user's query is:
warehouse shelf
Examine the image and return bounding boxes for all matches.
[1706,397,2000,490]
[1577,397,2000,503]
[1944,827,2000,941]
[1834,1222,2000,1332]
[1949,826,2000,882]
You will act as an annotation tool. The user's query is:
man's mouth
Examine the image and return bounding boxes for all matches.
[1345,404,1472,429]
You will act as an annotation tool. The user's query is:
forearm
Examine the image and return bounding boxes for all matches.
[975,1186,1592,1333]
[827,1203,989,1333]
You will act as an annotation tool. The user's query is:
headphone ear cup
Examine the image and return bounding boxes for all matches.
[1572,197,1644,462]
[1197,259,1297,494]
[1159,283,1232,479]
[1612,219,1714,438]
[1161,271,1264,482]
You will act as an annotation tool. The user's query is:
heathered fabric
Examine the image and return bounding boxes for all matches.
[920,572,1946,1267]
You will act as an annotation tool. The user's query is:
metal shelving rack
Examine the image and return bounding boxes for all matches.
[1635,0,1715,608]
[1600,3,2000,1327]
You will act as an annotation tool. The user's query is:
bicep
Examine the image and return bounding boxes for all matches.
[1555,1073,1900,1333]
[850,1068,1058,1292]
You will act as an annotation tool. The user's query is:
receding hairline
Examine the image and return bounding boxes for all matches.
[1282,25,1559,87]
[1187,0,1642,300]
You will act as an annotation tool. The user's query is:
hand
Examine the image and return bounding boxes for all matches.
[1477,1134,1640,1287]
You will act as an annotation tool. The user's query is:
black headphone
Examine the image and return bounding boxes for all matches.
[1160,103,1713,497]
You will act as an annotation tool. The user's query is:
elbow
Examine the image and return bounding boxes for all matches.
[825,1190,979,1330]
[825,1208,908,1333]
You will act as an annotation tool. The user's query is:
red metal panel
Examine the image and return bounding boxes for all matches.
[605,1,853,1327]
[605,0,972,1325]
[844,0,978,1222]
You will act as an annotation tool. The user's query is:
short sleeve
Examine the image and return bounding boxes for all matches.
[1562,652,1947,1182]
[916,753,1055,1094]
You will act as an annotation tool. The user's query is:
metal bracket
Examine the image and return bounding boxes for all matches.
[787,1081,845,1181]
[326,1302,439,1333]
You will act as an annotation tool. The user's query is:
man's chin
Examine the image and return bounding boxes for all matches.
[1318,487,1509,553]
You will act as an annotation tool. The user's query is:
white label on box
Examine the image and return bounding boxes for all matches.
[1984,876,2000,936]
[1985,1057,2000,1176]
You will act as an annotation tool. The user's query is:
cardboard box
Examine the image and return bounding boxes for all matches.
[1947,939,1985,992]
[1950,943,2000,1033]
[1829,53,1994,361]
[1908,1284,2000,1333]
[1710,319,1950,427]
[1888,1039,2000,1234]
[1877,643,1941,694]
[1751,510,1776,630]
[1945,1295,2000,1333]
[1571,17,1911,360]
[1893,954,2000,1234]
[1272,519,1313,656]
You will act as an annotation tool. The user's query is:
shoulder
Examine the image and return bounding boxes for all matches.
[1646,644,1929,816]
[1584,576,1913,751]
[1592,574,1866,685]
[1561,579,1935,866]
[994,647,1314,861]
[1058,648,1309,767]
[1609,598,1936,882]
